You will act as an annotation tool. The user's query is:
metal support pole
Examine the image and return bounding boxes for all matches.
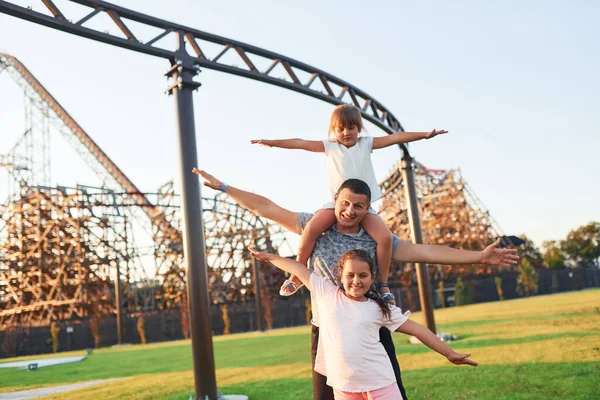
[401,155,436,333]
[114,260,123,345]
[252,256,266,332]
[167,35,217,399]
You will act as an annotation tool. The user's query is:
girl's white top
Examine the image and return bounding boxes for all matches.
[323,136,382,202]
[310,274,409,392]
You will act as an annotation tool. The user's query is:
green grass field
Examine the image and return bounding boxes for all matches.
[1,289,599,399]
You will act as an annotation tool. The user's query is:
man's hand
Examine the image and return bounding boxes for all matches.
[249,247,275,262]
[447,351,478,367]
[250,139,273,147]
[192,168,222,191]
[480,238,520,267]
[425,129,448,139]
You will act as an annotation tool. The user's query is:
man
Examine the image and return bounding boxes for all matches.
[193,169,518,399]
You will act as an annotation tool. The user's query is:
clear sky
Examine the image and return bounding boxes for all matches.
[1,0,598,252]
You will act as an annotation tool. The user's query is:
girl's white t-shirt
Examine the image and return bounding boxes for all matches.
[309,273,409,392]
[323,136,383,202]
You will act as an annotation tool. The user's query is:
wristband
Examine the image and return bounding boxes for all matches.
[220,182,228,193]
[377,282,389,289]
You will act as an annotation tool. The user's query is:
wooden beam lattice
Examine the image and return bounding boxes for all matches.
[0,184,291,328]
[379,161,504,282]
[0,186,130,328]
[150,183,289,308]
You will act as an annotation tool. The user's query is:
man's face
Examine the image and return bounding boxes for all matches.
[334,188,369,229]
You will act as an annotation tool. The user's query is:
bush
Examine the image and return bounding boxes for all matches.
[136,317,146,344]
[517,259,538,297]
[50,322,60,353]
[494,277,504,301]
[455,277,473,306]
[437,281,446,308]
[551,273,560,293]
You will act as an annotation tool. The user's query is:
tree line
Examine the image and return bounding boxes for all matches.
[518,221,600,270]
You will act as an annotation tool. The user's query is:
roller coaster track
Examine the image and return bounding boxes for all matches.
[0,52,179,247]
[0,0,407,145]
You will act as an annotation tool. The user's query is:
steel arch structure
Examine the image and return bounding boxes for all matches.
[0,2,431,398]
[0,0,406,140]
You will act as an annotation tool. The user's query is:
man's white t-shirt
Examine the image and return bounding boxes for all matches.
[323,136,382,202]
[309,274,409,392]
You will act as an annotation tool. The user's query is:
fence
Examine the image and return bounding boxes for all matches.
[1,267,599,358]
[392,267,600,312]
[0,295,310,358]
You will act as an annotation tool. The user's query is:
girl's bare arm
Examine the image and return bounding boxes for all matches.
[250,138,325,153]
[396,320,478,366]
[249,248,312,289]
[372,129,448,149]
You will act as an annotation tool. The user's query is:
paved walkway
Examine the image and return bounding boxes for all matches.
[0,378,124,399]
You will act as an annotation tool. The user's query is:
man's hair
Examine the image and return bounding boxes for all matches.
[336,179,371,203]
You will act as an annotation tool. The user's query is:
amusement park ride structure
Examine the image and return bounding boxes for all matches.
[380,161,506,281]
[0,52,290,329]
[0,1,511,399]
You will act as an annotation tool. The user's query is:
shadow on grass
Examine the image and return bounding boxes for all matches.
[392,332,599,355]
[404,361,600,400]
[167,378,312,400]
[166,362,600,400]
[436,311,600,331]
[0,334,312,391]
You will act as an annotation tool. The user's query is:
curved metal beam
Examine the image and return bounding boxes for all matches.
[0,0,408,151]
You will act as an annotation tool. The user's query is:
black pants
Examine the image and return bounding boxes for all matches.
[311,325,408,400]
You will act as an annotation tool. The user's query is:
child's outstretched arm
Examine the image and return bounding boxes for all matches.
[396,320,478,367]
[249,248,313,290]
[250,138,325,153]
[372,129,448,150]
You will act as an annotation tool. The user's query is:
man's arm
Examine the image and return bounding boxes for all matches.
[192,169,299,233]
[372,129,448,150]
[250,138,325,153]
[396,320,478,366]
[392,238,519,267]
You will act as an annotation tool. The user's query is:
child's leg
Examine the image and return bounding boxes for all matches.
[361,214,393,301]
[297,209,337,265]
[280,209,336,296]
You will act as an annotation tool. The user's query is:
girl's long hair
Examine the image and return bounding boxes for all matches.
[337,249,392,321]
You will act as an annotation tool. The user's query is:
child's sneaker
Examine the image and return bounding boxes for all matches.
[380,292,395,304]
